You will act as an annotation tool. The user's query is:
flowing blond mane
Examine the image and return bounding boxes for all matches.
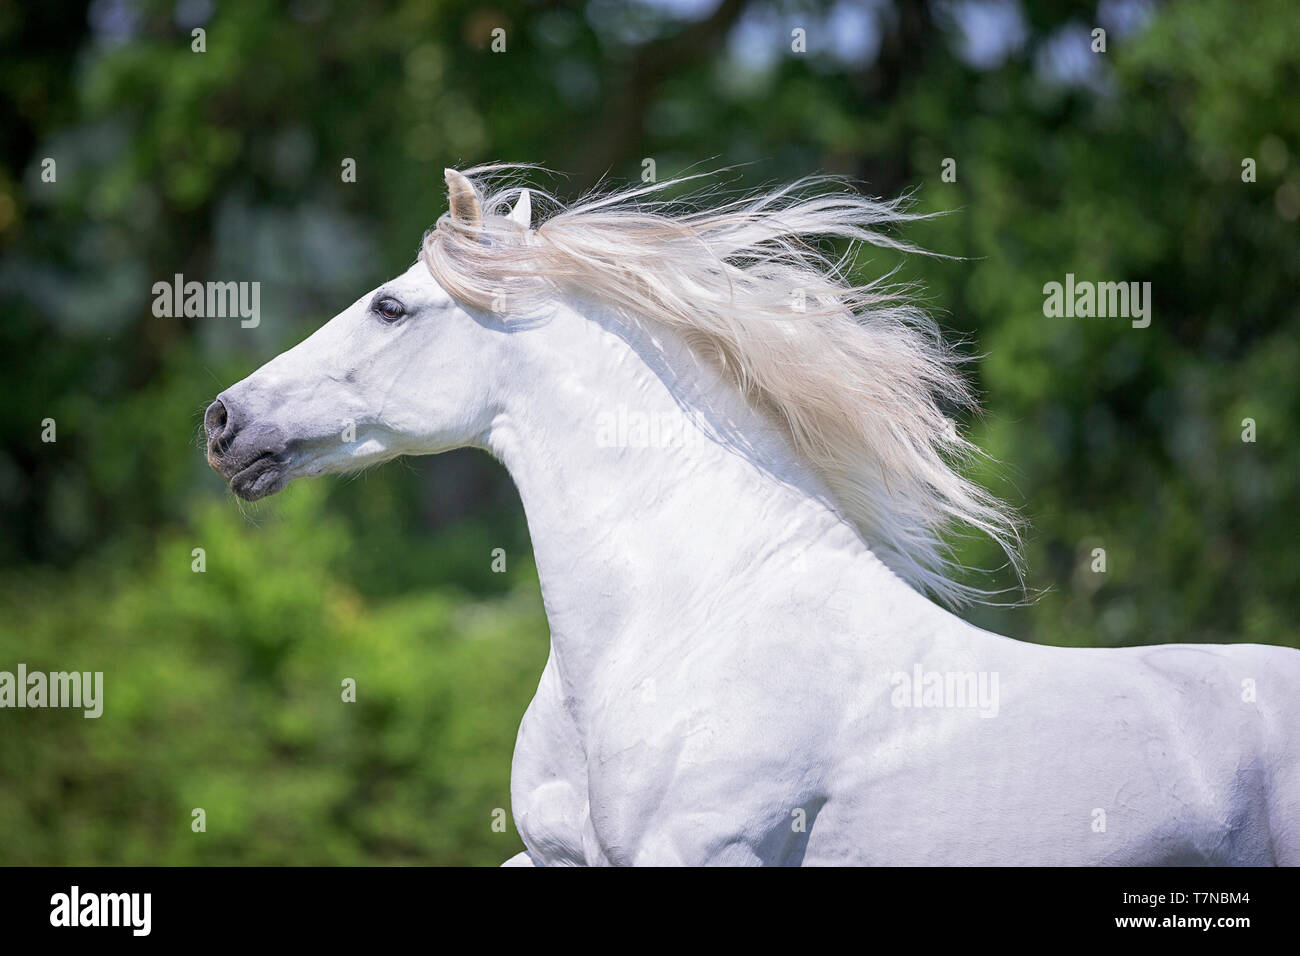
[422,165,1021,606]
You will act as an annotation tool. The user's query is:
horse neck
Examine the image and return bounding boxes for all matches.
[485,294,929,692]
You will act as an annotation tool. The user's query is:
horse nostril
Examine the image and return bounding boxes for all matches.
[204,398,234,450]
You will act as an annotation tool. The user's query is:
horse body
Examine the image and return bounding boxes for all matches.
[511,628,1298,866]
[205,168,1299,866]
[490,289,1298,866]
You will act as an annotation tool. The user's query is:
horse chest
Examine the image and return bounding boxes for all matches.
[509,657,602,864]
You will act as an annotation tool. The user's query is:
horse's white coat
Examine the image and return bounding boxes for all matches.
[209,178,1300,866]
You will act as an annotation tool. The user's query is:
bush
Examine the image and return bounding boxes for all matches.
[0,483,549,865]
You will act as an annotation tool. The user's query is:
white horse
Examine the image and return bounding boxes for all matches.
[205,167,1299,866]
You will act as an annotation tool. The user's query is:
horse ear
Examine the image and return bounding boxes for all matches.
[508,189,532,228]
[444,168,481,230]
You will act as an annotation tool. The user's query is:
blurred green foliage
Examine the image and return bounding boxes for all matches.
[0,482,548,863]
[0,0,1297,863]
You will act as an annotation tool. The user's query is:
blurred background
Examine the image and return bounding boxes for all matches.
[1,0,1297,865]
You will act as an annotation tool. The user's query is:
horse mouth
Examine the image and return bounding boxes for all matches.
[227,451,288,501]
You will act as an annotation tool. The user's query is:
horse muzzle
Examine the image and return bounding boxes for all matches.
[204,396,292,501]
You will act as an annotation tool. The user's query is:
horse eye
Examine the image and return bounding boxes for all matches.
[373,296,406,322]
